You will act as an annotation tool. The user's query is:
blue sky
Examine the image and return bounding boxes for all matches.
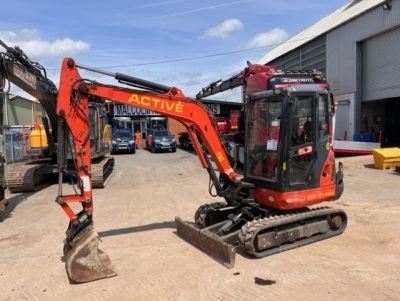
[1,0,349,101]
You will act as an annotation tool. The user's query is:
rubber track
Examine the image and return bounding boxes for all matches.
[194,202,228,228]
[7,156,115,193]
[7,162,49,193]
[91,156,115,188]
[239,207,347,258]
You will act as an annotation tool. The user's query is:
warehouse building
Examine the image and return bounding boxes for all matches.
[258,0,400,147]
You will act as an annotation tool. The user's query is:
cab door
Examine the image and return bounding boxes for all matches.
[287,95,315,188]
[286,93,331,190]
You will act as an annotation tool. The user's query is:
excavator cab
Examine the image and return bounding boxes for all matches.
[244,85,343,210]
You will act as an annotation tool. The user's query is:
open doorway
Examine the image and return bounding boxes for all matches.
[133,120,140,134]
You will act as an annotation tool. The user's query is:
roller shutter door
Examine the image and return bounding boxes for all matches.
[362,26,400,101]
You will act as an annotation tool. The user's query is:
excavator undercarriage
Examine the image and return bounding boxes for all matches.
[90,156,115,188]
[7,160,54,193]
[7,156,115,193]
[176,203,347,268]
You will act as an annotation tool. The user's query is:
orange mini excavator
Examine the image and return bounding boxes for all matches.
[55,58,346,283]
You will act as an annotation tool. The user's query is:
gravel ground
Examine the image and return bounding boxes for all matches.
[0,149,399,301]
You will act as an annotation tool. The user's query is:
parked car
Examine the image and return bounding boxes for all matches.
[111,130,136,154]
[146,129,177,153]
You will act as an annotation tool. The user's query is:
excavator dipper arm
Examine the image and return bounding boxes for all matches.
[56,58,242,283]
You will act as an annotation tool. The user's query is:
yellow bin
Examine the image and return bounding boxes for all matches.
[372,147,400,170]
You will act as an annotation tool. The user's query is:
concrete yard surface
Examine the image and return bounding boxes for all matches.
[0,150,399,301]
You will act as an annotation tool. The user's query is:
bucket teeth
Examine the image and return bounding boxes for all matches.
[175,217,236,268]
[64,225,117,283]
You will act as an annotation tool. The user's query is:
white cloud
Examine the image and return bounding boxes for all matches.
[1,29,91,99]
[2,29,41,42]
[204,18,243,39]
[21,39,90,56]
[0,29,90,57]
[244,28,289,49]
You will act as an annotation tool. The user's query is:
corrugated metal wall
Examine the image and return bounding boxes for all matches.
[260,2,400,138]
[6,96,43,126]
[269,35,326,75]
[361,26,400,101]
[327,3,400,97]
[327,3,400,137]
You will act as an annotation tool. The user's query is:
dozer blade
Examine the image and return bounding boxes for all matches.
[64,225,117,283]
[175,217,236,269]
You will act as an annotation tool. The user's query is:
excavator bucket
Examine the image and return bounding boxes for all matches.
[175,217,236,268]
[64,225,117,283]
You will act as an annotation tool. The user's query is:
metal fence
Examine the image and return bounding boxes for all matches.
[3,125,45,164]
[4,128,24,164]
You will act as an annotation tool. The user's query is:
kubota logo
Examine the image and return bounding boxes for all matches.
[128,94,184,113]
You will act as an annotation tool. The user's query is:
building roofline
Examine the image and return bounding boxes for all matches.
[258,0,385,64]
